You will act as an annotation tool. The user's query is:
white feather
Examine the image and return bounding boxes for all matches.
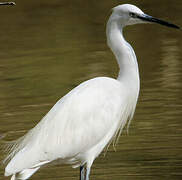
[17,167,40,180]
[10,174,15,180]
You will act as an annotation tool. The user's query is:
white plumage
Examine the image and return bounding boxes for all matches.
[4,4,179,180]
[5,77,138,178]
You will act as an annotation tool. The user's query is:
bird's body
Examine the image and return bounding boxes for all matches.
[5,75,139,178]
[4,4,179,180]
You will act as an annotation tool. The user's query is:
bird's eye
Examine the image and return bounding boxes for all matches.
[129,12,137,18]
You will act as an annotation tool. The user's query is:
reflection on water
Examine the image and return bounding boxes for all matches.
[0,0,182,179]
[160,38,181,88]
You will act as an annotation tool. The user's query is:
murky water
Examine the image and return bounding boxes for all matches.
[0,0,182,179]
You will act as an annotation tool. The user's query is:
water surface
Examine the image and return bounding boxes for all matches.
[0,0,182,179]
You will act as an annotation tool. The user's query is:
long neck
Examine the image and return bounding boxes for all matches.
[106,18,140,91]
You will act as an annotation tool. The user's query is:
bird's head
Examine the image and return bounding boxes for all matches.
[111,4,180,29]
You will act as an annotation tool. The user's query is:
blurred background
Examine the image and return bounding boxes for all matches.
[0,0,182,179]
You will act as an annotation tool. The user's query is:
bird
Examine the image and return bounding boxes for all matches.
[3,4,179,180]
[0,2,15,6]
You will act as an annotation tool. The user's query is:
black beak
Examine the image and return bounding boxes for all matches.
[0,2,16,6]
[137,14,180,29]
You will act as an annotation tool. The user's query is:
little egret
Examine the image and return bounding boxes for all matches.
[0,2,15,6]
[4,4,179,180]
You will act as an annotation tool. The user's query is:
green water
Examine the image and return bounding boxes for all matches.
[0,0,182,179]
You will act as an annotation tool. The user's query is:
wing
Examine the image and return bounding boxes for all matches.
[5,77,133,176]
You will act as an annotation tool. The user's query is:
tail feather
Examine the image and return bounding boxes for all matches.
[9,167,40,180]
[18,167,40,180]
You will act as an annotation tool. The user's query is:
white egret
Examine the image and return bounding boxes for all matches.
[0,2,15,6]
[4,4,179,180]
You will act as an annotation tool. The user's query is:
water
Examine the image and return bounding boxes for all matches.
[0,0,182,179]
